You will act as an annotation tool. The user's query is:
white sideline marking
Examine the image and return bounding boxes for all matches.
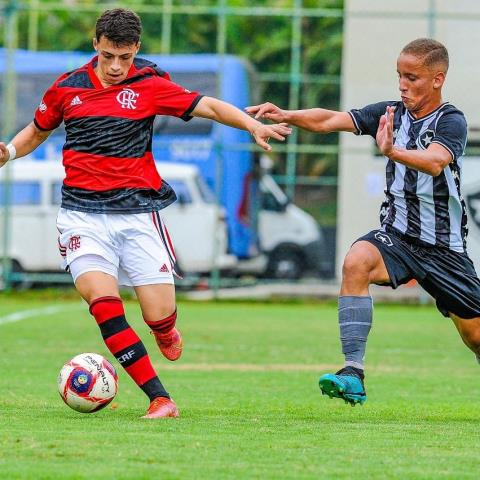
[0,304,83,326]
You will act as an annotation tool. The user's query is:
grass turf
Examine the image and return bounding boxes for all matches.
[0,296,479,479]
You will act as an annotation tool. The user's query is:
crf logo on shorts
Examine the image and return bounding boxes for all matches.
[116,88,139,109]
[374,231,393,247]
[68,235,81,251]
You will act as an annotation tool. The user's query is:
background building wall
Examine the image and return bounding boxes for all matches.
[338,0,480,275]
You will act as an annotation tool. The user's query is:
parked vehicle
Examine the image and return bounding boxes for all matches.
[0,160,236,275]
[0,49,327,278]
[259,175,326,279]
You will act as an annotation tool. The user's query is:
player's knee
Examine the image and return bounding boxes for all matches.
[342,251,371,281]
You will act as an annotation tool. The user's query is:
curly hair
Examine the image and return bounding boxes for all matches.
[95,8,142,46]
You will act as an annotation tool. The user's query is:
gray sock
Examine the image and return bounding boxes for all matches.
[338,295,373,371]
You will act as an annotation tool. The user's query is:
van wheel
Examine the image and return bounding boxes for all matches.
[0,259,31,290]
[265,247,304,280]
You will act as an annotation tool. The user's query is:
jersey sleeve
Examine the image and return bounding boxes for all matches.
[153,77,204,121]
[349,101,394,138]
[432,111,467,161]
[33,75,67,131]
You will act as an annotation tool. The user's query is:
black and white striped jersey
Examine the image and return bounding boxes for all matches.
[349,101,468,252]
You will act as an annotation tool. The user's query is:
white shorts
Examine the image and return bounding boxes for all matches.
[56,208,177,286]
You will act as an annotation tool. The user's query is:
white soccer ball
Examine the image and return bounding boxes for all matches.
[58,353,118,413]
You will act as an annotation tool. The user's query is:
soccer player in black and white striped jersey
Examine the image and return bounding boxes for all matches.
[247,38,480,406]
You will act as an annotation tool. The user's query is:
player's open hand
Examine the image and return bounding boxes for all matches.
[376,105,395,157]
[245,102,287,123]
[251,123,291,151]
[0,143,10,168]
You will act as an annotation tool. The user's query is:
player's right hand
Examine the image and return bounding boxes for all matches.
[0,143,10,168]
[245,102,287,123]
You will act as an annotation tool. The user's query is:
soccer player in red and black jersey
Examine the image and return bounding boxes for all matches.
[0,8,291,419]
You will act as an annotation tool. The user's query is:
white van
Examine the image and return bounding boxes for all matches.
[0,160,326,280]
[258,175,326,279]
[0,160,237,276]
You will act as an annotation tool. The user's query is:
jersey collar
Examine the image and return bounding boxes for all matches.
[87,56,136,89]
[407,102,449,123]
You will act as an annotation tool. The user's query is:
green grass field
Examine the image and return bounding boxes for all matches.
[1,293,479,479]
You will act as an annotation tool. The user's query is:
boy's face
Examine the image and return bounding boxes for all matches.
[93,36,140,86]
[397,52,445,115]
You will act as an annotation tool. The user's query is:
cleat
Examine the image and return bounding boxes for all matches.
[142,397,179,419]
[152,327,183,361]
[319,366,367,406]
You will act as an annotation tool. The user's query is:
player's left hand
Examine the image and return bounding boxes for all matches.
[251,123,292,151]
[376,105,395,157]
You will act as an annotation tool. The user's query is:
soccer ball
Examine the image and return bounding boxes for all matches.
[58,353,118,413]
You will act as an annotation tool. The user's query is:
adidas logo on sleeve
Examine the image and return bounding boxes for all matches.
[70,96,82,106]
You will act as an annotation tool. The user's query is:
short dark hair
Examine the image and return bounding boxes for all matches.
[95,8,142,46]
[401,38,449,72]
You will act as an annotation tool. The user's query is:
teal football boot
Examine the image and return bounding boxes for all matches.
[319,366,366,406]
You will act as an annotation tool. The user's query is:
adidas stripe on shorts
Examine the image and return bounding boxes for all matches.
[57,208,177,286]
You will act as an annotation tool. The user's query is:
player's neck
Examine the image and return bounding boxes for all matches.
[409,96,444,119]
[93,67,113,88]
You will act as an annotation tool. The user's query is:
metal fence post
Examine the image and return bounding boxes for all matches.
[27,0,39,51]
[1,0,18,290]
[285,0,302,200]
[161,0,172,54]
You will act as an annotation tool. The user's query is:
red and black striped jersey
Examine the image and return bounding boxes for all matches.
[34,56,203,214]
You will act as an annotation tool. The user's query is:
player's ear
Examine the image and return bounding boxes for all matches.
[433,71,445,90]
[135,41,141,54]
[93,37,98,52]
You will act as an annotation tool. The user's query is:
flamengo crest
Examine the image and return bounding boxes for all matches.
[68,235,81,251]
[116,88,139,109]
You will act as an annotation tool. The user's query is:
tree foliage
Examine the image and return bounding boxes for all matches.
[14,0,344,177]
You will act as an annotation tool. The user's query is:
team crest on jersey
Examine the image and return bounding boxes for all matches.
[417,129,435,149]
[116,88,139,109]
[39,101,47,113]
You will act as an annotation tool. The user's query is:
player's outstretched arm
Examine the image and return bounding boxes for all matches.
[0,122,53,168]
[191,96,292,151]
[245,102,356,134]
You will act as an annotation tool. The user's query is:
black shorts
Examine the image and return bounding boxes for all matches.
[357,229,480,319]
